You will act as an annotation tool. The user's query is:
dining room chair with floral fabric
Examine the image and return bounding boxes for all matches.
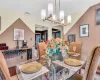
[68,46,100,80]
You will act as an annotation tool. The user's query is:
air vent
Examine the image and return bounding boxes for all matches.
[24,12,30,15]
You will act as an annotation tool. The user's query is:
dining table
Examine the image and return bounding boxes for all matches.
[16,60,49,80]
[16,53,86,80]
[45,52,86,80]
[52,59,85,80]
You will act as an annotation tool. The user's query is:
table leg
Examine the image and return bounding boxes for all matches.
[51,64,56,80]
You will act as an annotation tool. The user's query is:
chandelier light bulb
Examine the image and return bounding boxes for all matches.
[41,9,46,20]
[61,20,64,24]
[48,3,53,16]
[67,15,71,24]
[52,14,56,20]
[59,10,64,21]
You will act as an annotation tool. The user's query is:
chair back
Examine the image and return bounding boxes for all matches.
[38,42,47,57]
[0,51,11,80]
[69,42,82,53]
[83,46,100,80]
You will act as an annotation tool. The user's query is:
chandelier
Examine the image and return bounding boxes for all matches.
[41,0,72,26]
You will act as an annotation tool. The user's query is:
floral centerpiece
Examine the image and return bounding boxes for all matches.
[44,38,69,61]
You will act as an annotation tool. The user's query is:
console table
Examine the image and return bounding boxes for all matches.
[1,48,33,76]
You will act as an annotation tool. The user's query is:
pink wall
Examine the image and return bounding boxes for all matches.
[0,18,35,49]
[64,3,100,58]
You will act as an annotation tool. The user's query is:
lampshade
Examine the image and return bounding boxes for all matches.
[52,14,56,20]
[48,3,53,16]
[67,15,71,24]
[59,10,64,20]
[41,9,46,20]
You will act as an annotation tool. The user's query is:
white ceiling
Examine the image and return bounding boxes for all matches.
[0,0,100,18]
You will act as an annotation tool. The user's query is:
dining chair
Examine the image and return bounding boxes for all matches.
[38,42,48,64]
[65,40,68,45]
[68,46,100,80]
[68,42,82,59]
[0,51,11,80]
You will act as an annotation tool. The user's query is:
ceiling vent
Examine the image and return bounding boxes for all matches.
[24,12,30,15]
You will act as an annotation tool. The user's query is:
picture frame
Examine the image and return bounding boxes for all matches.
[14,28,24,40]
[80,24,89,37]
[68,34,76,43]
[96,8,100,25]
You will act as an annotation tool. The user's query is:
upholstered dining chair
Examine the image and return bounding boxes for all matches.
[68,46,100,80]
[38,42,48,64]
[68,42,82,54]
[68,42,82,59]
[0,51,11,80]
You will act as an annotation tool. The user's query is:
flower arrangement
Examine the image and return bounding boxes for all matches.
[44,38,69,61]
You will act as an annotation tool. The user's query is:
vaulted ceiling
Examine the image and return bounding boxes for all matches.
[0,0,100,19]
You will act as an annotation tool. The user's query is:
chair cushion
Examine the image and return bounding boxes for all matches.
[68,52,76,55]
[68,74,82,80]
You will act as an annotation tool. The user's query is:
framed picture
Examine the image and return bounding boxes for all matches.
[96,8,100,25]
[68,34,76,43]
[80,24,89,37]
[14,28,24,40]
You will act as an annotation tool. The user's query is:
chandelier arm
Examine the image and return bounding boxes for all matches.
[45,18,67,26]
[41,0,71,26]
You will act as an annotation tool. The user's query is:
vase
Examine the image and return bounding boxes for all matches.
[51,53,63,61]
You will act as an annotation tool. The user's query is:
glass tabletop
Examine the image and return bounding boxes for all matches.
[52,60,85,80]
[16,60,49,80]
[16,53,86,80]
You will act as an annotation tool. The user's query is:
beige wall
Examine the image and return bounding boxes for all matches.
[0,18,35,49]
[64,10,88,35]
[0,8,87,40]
[64,3,100,60]
[0,8,59,39]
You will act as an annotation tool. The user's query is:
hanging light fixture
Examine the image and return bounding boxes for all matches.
[52,0,57,21]
[52,14,56,20]
[48,2,53,16]
[41,0,72,26]
[59,10,64,21]
[41,9,46,20]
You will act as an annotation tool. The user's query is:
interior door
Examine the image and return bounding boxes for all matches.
[35,34,41,49]
[56,31,60,38]
[52,31,61,38]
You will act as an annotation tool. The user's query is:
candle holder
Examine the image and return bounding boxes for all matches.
[16,39,19,49]
[15,35,20,49]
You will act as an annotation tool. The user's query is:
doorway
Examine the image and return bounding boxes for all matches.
[52,28,61,38]
[35,25,48,48]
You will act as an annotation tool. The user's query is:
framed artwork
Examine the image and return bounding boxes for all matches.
[80,24,89,37]
[68,34,76,43]
[14,28,24,40]
[96,8,100,25]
